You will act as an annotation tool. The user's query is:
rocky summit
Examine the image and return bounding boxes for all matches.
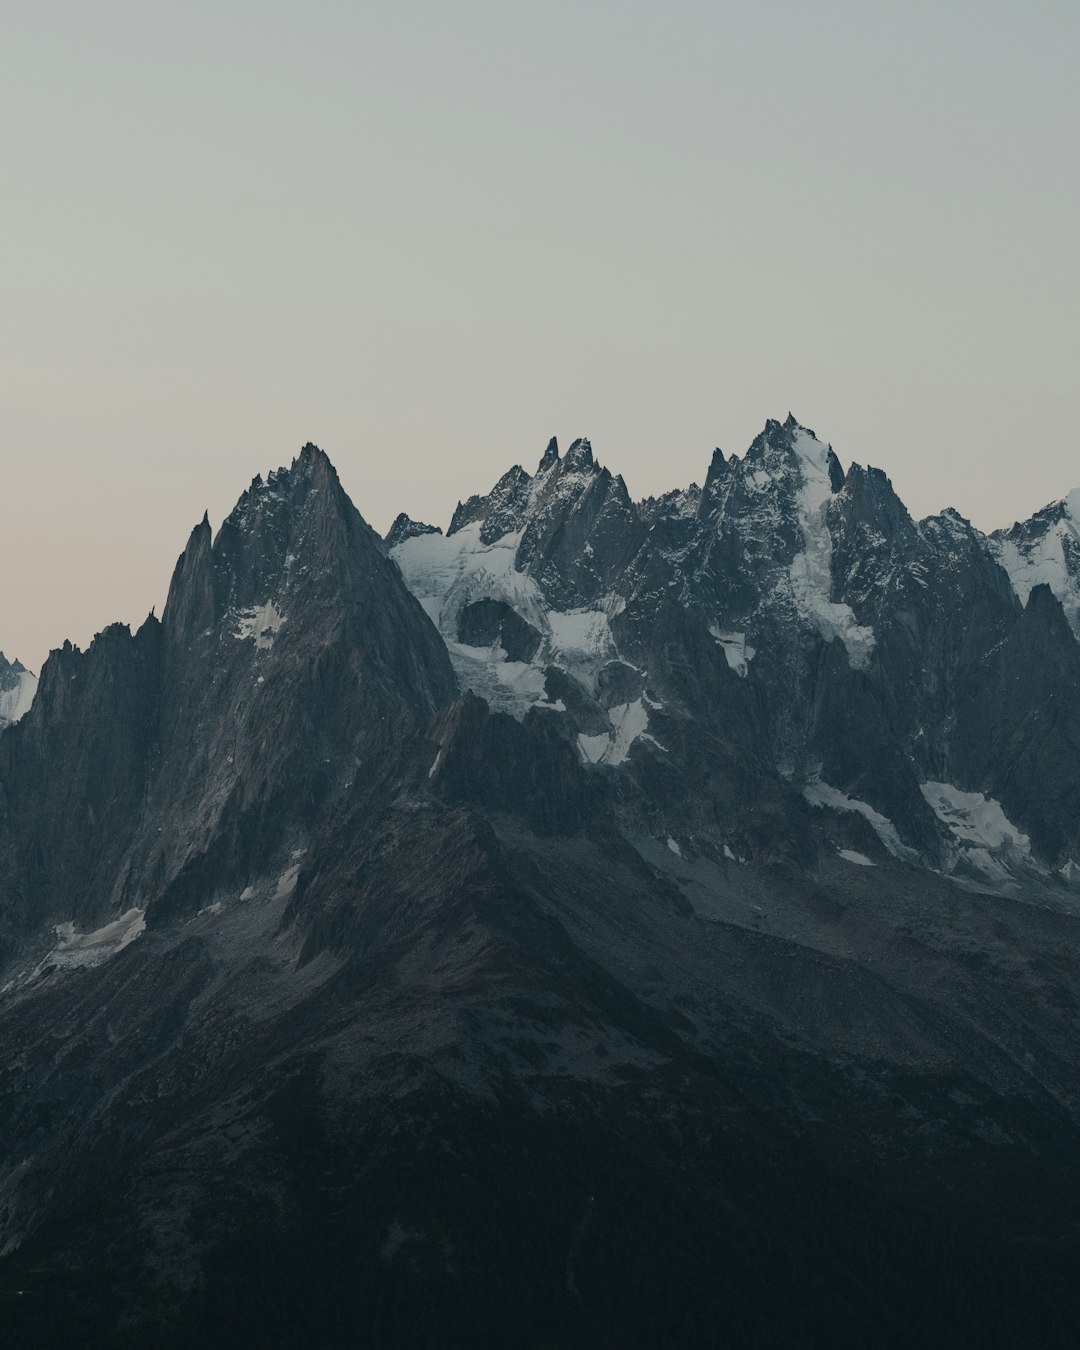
[5,424,1080,1347]
[0,652,36,733]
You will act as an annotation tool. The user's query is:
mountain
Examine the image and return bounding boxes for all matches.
[0,653,36,731]
[390,416,1079,885]
[5,427,1080,1348]
[990,488,1080,636]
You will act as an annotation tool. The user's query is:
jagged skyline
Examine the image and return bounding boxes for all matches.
[6,414,1080,674]
[4,1,1078,670]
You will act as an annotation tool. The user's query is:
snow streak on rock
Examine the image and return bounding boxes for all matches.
[788,430,875,669]
[804,776,916,861]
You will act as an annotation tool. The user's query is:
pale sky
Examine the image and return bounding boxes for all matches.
[3,1,1077,671]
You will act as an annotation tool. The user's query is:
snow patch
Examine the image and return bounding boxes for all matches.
[837,848,875,867]
[920,782,1031,852]
[235,600,286,650]
[578,698,653,766]
[666,837,682,856]
[788,430,875,668]
[48,908,146,970]
[708,627,755,677]
[273,864,302,901]
[920,781,1041,884]
[803,776,915,861]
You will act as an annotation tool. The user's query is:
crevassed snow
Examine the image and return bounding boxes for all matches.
[49,908,146,970]
[803,776,915,861]
[393,524,548,632]
[708,626,755,677]
[788,430,875,669]
[235,600,286,650]
[837,848,875,867]
[393,525,551,716]
[920,782,1031,852]
[578,698,654,766]
[548,608,616,663]
[0,669,37,727]
[919,781,1041,884]
[444,639,549,716]
[392,524,622,719]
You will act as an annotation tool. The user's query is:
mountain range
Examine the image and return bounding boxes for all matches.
[4,421,1080,1347]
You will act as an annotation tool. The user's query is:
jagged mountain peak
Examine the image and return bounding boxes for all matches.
[988,486,1080,638]
[537,435,560,472]
[449,461,535,542]
[919,505,979,539]
[0,652,37,730]
[385,513,442,549]
[733,416,845,492]
[161,510,215,645]
[637,483,703,525]
[563,437,595,472]
[158,440,455,716]
[214,444,376,596]
[233,441,345,517]
[782,411,820,437]
[0,652,28,678]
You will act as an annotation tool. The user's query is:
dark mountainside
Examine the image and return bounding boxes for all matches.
[4,426,1080,1347]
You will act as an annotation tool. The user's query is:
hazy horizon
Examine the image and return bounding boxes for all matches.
[4,0,1077,671]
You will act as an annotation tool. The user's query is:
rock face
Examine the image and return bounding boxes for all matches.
[6,429,1080,1347]
[0,444,456,948]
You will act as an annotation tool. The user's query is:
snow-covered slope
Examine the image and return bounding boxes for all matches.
[390,442,660,765]
[990,489,1080,637]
